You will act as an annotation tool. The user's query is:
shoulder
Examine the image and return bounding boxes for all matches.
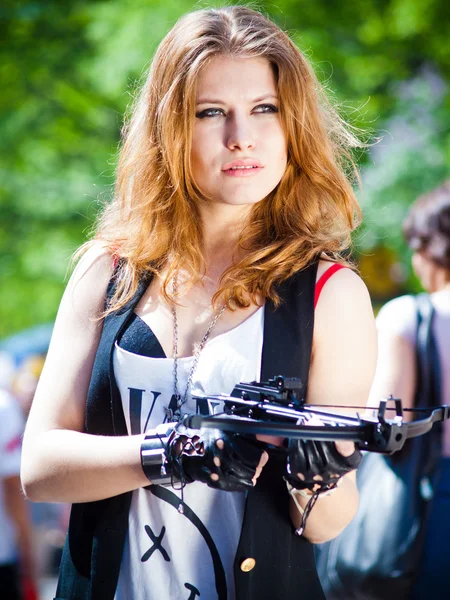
[70,241,115,286]
[315,259,372,312]
[63,242,115,315]
[308,261,377,409]
[39,242,117,345]
[313,259,376,365]
[377,294,416,322]
[376,294,417,344]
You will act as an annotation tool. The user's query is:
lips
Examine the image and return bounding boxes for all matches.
[222,158,263,177]
[222,159,263,171]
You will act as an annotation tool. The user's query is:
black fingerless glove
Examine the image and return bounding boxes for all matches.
[168,421,265,492]
[286,439,362,493]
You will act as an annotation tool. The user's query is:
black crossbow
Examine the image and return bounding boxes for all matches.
[185,375,450,454]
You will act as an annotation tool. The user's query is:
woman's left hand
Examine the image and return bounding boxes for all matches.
[285,417,362,493]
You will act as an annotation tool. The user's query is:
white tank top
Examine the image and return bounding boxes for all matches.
[113,307,264,600]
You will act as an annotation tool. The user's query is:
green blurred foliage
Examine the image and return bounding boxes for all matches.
[356,71,449,284]
[1,0,449,337]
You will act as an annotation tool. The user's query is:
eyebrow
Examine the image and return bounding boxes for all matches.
[196,94,279,105]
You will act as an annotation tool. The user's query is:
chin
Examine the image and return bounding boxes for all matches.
[218,188,272,207]
[220,196,264,207]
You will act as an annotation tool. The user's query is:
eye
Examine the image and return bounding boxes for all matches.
[253,103,279,114]
[195,108,225,119]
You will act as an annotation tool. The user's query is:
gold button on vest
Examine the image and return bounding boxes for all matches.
[240,558,256,572]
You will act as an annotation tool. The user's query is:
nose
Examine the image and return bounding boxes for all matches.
[225,114,255,151]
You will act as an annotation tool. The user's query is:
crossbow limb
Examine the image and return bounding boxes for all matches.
[185,375,449,454]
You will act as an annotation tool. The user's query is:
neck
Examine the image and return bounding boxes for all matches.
[431,267,450,292]
[199,203,252,274]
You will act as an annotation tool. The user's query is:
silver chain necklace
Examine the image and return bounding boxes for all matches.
[166,274,227,422]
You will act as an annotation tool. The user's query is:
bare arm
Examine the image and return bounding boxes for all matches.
[368,331,416,420]
[21,245,150,503]
[290,265,378,544]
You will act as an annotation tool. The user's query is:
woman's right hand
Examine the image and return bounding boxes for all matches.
[168,423,269,491]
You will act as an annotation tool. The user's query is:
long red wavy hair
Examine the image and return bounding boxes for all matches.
[85,5,363,311]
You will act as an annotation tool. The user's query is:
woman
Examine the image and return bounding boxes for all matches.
[370,181,450,597]
[21,6,377,600]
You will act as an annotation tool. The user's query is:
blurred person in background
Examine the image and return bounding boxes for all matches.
[12,353,69,586]
[370,180,450,597]
[0,354,38,600]
[12,355,46,419]
[20,6,376,600]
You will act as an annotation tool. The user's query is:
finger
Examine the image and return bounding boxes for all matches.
[252,466,261,486]
[213,438,223,468]
[258,450,269,469]
[335,440,356,457]
[252,451,269,485]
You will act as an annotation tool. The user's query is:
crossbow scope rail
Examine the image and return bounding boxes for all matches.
[185,375,450,454]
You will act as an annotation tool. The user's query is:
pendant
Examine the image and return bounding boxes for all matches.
[164,394,181,422]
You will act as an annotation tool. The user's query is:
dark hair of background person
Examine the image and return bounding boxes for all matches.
[403,179,450,270]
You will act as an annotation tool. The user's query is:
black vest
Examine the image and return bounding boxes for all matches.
[55,263,325,600]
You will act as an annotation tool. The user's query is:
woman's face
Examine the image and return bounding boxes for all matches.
[190,55,287,208]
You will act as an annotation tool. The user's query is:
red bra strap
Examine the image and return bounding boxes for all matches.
[314,263,346,309]
[112,251,120,269]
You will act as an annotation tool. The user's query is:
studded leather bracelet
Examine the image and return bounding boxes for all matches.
[140,426,179,486]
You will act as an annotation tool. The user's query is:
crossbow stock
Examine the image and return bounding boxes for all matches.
[185,375,450,454]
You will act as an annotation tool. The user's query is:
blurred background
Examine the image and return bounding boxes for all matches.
[0,0,449,597]
[2,0,450,340]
